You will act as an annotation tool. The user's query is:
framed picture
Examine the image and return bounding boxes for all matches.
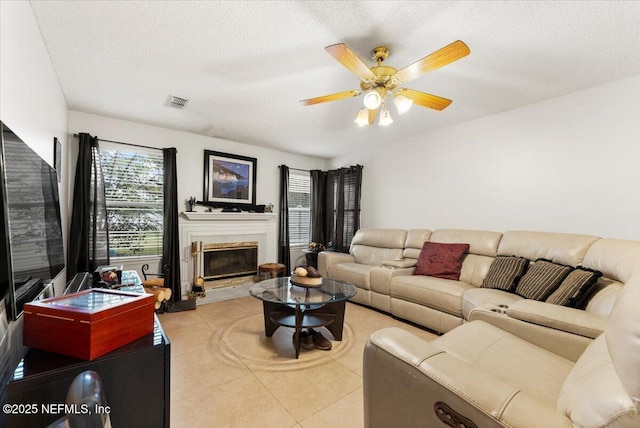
[54,137,61,182]
[203,150,257,208]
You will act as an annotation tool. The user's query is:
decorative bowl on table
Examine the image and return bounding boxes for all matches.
[290,266,323,288]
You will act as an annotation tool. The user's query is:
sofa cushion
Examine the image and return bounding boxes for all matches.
[546,267,602,307]
[481,256,529,291]
[459,254,496,287]
[557,335,638,428]
[402,229,432,259]
[497,231,600,267]
[413,242,470,280]
[515,259,572,301]
[582,238,640,283]
[429,229,502,257]
[327,262,373,290]
[349,228,407,265]
[605,273,640,408]
[433,320,574,403]
[391,275,474,317]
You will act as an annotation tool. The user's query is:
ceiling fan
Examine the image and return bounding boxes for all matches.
[300,40,470,126]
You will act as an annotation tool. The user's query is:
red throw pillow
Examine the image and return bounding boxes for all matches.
[413,242,470,280]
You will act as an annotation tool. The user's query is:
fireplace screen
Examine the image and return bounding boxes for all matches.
[201,242,258,280]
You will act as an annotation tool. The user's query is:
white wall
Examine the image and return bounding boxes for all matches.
[330,75,640,240]
[68,110,326,212]
[1,1,69,295]
[68,111,326,275]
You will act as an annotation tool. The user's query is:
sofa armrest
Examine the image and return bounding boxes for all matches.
[507,300,607,339]
[364,327,572,428]
[370,266,414,295]
[317,251,355,277]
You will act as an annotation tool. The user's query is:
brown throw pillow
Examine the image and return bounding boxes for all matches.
[515,259,572,301]
[481,256,529,292]
[413,242,470,280]
[546,267,602,307]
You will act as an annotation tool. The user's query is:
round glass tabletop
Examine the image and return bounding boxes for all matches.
[249,277,356,306]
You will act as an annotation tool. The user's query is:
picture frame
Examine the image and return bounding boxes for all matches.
[203,150,257,208]
[54,137,61,182]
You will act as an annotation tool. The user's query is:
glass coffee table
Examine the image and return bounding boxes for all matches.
[249,277,357,358]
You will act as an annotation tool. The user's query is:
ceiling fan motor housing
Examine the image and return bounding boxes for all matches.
[371,46,390,63]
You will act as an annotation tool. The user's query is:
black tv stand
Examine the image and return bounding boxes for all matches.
[6,315,170,427]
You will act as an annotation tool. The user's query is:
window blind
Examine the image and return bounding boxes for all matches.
[288,173,310,245]
[99,148,164,257]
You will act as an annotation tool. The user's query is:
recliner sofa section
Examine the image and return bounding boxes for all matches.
[363,271,640,427]
[319,227,640,359]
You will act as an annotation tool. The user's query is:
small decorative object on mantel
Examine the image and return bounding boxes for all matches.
[187,196,197,212]
[265,203,274,213]
[197,200,266,213]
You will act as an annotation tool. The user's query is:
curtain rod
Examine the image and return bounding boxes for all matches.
[73,134,163,152]
[279,165,309,172]
[279,165,364,172]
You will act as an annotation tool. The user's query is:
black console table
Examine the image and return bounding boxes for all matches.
[5,315,170,427]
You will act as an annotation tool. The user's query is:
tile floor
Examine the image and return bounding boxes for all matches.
[158,285,437,428]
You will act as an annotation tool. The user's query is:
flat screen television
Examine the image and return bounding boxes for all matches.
[0,121,65,320]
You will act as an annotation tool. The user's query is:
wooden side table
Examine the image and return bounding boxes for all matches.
[258,263,286,280]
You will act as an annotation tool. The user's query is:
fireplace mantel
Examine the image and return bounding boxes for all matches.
[181,212,276,221]
[178,211,277,298]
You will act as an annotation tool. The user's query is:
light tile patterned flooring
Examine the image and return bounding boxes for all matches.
[158,284,437,427]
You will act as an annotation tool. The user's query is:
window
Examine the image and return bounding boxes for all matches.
[332,169,360,247]
[99,145,163,257]
[288,172,310,246]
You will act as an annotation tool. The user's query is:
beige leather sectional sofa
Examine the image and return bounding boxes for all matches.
[319,228,640,427]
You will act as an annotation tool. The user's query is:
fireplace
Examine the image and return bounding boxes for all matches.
[201,241,258,280]
[179,211,277,296]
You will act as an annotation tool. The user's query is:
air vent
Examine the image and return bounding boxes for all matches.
[168,95,188,109]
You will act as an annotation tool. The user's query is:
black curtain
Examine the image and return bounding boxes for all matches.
[278,165,291,272]
[162,148,182,302]
[310,169,327,244]
[310,165,362,253]
[67,133,110,280]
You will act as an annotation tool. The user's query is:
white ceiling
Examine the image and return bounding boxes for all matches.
[29,1,640,159]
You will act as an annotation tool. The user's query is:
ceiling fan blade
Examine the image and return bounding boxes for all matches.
[393,40,470,84]
[397,88,452,111]
[300,90,360,106]
[325,43,376,81]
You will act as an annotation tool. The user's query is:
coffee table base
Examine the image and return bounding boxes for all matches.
[262,300,346,358]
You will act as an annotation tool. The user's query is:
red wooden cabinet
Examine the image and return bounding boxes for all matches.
[23,288,155,360]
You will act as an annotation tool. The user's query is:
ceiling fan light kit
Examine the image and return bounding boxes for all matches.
[392,94,413,115]
[301,40,470,127]
[363,90,382,109]
[378,106,393,127]
[354,108,370,126]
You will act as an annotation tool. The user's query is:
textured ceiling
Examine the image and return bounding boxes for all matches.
[29,1,640,159]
